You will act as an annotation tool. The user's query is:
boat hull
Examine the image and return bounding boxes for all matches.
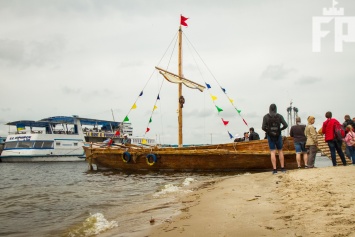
[0,155,85,162]
[84,137,298,171]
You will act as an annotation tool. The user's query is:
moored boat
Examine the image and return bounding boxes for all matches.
[1,116,155,162]
[83,16,297,171]
[85,137,297,171]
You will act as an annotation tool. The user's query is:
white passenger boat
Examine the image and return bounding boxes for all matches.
[0,116,155,162]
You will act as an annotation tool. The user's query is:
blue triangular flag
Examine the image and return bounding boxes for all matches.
[157,94,160,100]
[205,83,211,89]
[228,131,233,139]
[139,91,143,96]
[221,87,226,93]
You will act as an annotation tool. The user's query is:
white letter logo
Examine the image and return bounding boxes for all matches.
[312,0,355,52]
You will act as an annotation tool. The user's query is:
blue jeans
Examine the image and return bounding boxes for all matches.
[347,145,355,164]
[327,140,347,166]
[267,135,283,150]
[294,142,307,153]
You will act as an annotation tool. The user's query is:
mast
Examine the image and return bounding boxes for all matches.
[178,26,183,147]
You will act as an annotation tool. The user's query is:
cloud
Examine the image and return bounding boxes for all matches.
[62,86,81,95]
[0,39,25,65]
[260,64,296,81]
[0,108,11,112]
[296,76,322,85]
[0,37,65,68]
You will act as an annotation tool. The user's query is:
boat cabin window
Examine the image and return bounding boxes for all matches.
[73,143,78,146]
[56,142,61,146]
[17,141,34,148]
[34,141,44,148]
[42,141,54,149]
[4,142,18,149]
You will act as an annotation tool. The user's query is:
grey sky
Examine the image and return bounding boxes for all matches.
[1,0,354,144]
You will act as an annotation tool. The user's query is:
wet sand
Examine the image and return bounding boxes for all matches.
[146,166,355,237]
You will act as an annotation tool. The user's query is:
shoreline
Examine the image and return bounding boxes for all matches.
[145,166,355,236]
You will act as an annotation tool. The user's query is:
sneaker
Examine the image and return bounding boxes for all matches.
[281,168,286,173]
[305,165,308,169]
[272,169,277,175]
[298,166,301,169]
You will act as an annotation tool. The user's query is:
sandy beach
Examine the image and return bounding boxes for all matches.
[146,166,355,237]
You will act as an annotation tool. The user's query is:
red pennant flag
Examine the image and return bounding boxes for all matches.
[114,130,120,136]
[242,118,248,126]
[221,118,229,126]
[180,15,188,27]
[146,127,150,132]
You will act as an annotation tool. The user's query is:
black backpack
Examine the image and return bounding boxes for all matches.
[267,114,281,137]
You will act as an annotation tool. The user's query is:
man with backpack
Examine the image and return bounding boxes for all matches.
[322,111,347,166]
[262,103,288,174]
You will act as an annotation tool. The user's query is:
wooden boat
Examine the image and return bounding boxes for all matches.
[85,137,296,171]
[83,16,297,171]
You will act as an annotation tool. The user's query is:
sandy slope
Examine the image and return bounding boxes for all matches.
[146,166,355,237]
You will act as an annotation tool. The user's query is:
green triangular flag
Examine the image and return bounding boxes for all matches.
[236,109,241,114]
[216,106,223,113]
[124,116,129,122]
[149,117,152,123]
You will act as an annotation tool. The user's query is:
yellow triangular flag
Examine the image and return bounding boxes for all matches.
[153,105,158,111]
[131,103,137,109]
[229,98,234,104]
[210,95,217,101]
[142,139,147,144]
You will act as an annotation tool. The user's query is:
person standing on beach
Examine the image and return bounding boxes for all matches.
[322,111,347,166]
[342,115,355,159]
[343,125,355,165]
[262,103,288,174]
[290,117,308,168]
[305,116,318,168]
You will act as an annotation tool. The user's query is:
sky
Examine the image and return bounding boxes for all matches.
[1,0,355,145]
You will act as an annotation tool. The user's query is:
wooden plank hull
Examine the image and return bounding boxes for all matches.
[84,137,298,171]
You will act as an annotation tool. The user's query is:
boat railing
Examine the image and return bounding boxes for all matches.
[84,131,115,137]
[7,131,39,135]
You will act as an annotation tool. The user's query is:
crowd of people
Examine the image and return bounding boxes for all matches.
[259,103,355,174]
[235,103,355,174]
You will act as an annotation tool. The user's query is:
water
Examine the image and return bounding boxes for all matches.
[0,162,241,237]
[0,155,332,237]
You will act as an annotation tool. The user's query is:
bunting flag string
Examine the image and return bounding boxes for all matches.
[144,94,160,136]
[219,86,248,127]
[201,77,234,138]
[183,32,249,136]
[119,26,180,142]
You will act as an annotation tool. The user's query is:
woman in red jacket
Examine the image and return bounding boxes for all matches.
[322,111,347,166]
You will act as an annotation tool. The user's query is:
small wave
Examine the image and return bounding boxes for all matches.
[66,213,118,237]
[153,184,180,197]
[182,177,195,186]
[153,178,195,197]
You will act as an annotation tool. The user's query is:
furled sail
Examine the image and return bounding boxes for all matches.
[155,66,205,92]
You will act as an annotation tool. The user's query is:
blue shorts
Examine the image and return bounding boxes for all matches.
[267,135,283,150]
[294,142,307,153]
